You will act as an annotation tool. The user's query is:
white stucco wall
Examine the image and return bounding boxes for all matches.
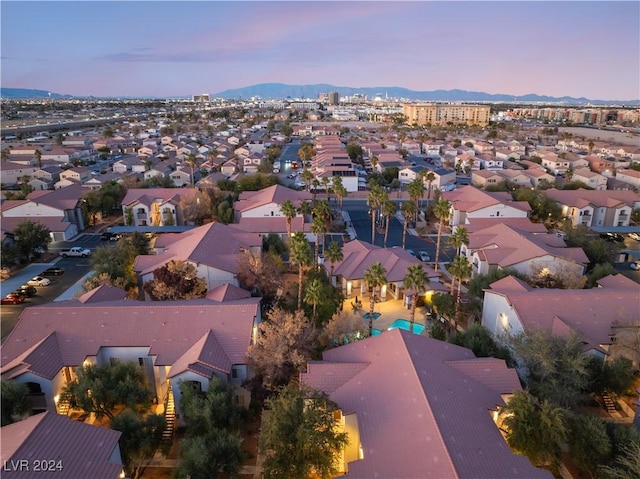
[481,291,525,340]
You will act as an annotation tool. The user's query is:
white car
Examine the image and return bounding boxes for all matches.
[27,276,51,286]
[418,251,431,262]
[630,261,640,271]
[628,232,640,241]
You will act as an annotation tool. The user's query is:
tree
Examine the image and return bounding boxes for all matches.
[382,198,396,248]
[299,144,316,165]
[259,384,349,479]
[501,390,570,474]
[509,330,591,409]
[448,255,472,316]
[143,260,207,301]
[88,239,139,290]
[1,380,30,426]
[569,415,612,478]
[34,149,42,168]
[449,324,511,361]
[403,264,428,333]
[432,292,455,325]
[363,262,387,336]
[319,310,368,348]
[401,200,416,249]
[110,410,166,479]
[12,220,51,262]
[433,198,451,271]
[237,250,283,303]
[586,356,635,398]
[448,227,468,256]
[424,171,436,204]
[346,144,363,161]
[311,215,327,264]
[367,183,384,245]
[247,308,317,390]
[333,178,347,213]
[304,278,323,322]
[61,362,153,420]
[600,442,640,479]
[178,378,243,436]
[289,232,312,311]
[324,241,343,279]
[175,432,244,479]
[180,189,213,225]
[407,177,424,218]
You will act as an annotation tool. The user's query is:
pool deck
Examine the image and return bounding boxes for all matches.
[343,297,431,335]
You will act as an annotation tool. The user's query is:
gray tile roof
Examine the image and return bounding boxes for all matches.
[1,412,122,479]
[301,329,552,479]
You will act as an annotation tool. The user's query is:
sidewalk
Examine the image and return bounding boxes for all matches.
[341,210,357,240]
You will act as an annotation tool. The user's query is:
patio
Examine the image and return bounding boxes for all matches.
[342,297,432,335]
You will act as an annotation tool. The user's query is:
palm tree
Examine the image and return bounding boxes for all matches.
[280,200,298,239]
[382,199,397,248]
[311,178,321,203]
[433,198,451,271]
[310,215,326,264]
[289,232,312,311]
[321,176,331,203]
[324,241,343,280]
[186,154,199,186]
[425,171,436,205]
[332,176,346,212]
[403,264,428,333]
[401,200,417,249]
[304,278,323,323]
[588,141,595,155]
[301,168,313,193]
[407,178,424,221]
[34,149,42,169]
[449,256,472,317]
[448,226,468,256]
[565,167,574,183]
[2,148,10,163]
[298,143,315,166]
[367,183,384,245]
[363,262,387,336]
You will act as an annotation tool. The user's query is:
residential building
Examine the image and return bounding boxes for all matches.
[615,168,640,189]
[1,412,124,479]
[571,168,607,190]
[301,329,552,478]
[402,103,491,126]
[442,186,531,227]
[544,188,640,228]
[233,184,312,222]
[472,170,505,188]
[121,188,197,227]
[482,274,639,360]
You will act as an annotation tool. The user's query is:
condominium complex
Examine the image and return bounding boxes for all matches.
[402,103,491,126]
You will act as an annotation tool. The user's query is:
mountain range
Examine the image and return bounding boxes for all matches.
[1,84,638,106]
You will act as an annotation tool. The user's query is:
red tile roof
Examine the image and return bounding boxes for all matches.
[1,300,259,380]
[235,184,312,213]
[1,412,123,479]
[301,329,551,479]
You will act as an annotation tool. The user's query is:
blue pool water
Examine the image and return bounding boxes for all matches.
[362,312,381,321]
[372,329,382,336]
[388,319,425,335]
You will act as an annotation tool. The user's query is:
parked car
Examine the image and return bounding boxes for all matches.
[406,249,416,256]
[16,285,37,297]
[630,261,640,271]
[27,276,51,286]
[41,266,65,276]
[600,232,625,243]
[628,232,640,241]
[418,251,431,262]
[2,293,25,305]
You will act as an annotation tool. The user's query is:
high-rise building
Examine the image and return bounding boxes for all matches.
[192,93,211,103]
[328,91,340,105]
[402,103,491,126]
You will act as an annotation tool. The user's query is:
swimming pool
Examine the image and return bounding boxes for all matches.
[362,312,381,321]
[388,319,425,335]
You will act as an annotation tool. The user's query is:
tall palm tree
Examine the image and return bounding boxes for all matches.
[304,278,323,323]
[289,232,312,311]
[382,199,397,248]
[407,177,424,221]
[34,149,42,169]
[363,262,387,336]
[321,176,331,203]
[332,176,346,212]
[311,179,321,203]
[403,263,428,333]
[301,168,313,193]
[324,241,343,280]
[449,256,472,317]
[448,226,468,256]
[565,167,574,183]
[401,200,417,249]
[367,183,384,245]
[310,215,326,264]
[425,171,436,205]
[433,198,451,271]
[186,154,199,186]
[280,200,298,239]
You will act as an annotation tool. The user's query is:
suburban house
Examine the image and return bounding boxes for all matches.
[482,274,639,360]
[472,170,505,188]
[1,412,124,479]
[233,184,312,223]
[476,154,504,172]
[497,169,532,187]
[134,221,262,292]
[571,168,608,190]
[615,168,640,189]
[121,188,198,227]
[442,186,531,228]
[462,222,589,278]
[324,239,441,304]
[0,294,261,424]
[0,161,38,185]
[59,166,92,184]
[300,329,553,478]
[1,184,87,240]
[522,168,556,188]
[544,189,640,228]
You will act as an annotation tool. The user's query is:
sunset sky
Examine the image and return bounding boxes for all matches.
[1,1,638,100]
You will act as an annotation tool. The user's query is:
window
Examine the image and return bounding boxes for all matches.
[137,208,145,214]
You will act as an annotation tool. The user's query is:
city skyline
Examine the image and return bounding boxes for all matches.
[1,1,639,101]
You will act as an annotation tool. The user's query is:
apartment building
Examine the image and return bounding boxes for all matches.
[402,103,491,126]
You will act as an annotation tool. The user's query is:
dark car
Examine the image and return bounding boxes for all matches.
[16,285,37,297]
[41,266,65,276]
[600,232,625,243]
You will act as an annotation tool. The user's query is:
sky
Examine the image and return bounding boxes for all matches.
[1,1,639,100]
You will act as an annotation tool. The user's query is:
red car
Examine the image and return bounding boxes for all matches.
[2,293,25,305]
